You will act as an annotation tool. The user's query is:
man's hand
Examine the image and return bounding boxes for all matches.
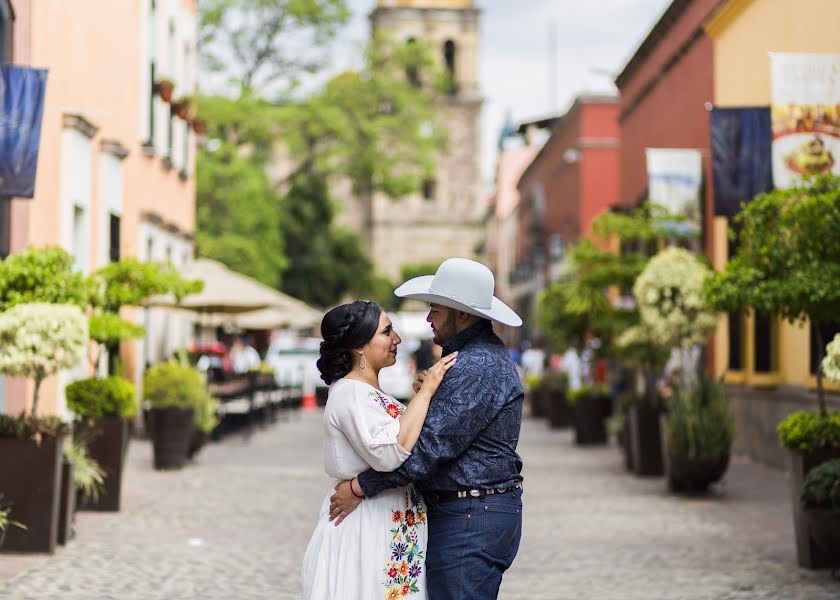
[329,480,363,526]
[412,370,427,394]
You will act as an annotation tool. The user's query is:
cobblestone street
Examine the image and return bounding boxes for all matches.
[1,411,838,600]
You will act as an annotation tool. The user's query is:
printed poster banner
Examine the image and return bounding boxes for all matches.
[770,52,840,189]
[645,148,703,233]
[0,65,48,198]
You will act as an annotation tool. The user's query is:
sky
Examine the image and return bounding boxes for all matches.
[320,0,675,186]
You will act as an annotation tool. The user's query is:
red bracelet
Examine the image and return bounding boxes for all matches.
[350,478,365,499]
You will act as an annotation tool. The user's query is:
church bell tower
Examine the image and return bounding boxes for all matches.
[364,0,484,279]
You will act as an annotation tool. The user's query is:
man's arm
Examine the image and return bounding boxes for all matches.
[356,358,509,498]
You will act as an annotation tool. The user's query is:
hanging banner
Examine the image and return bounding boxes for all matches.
[645,148,703,233]
[0,65,48,198]
[770,52,840,189]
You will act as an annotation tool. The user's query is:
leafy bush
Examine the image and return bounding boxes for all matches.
[0,414,69,440]
[194,391,220,434]
[0,303,88,417]
[88,312,145,348]
[567,383,608,406]
[0,247,90,311]
[144,361,206,409]
[66,376,138,418]
[523,373,542,391]
[64,439,106,502]
[801,459,840,512]
[0,493,26,533]
[777,411,840,453]
[666,375,734,461]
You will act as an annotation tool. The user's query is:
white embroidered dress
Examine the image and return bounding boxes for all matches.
[301,378,428,600]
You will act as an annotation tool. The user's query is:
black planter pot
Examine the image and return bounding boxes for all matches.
[315,387,329,407]
[0,435,64,553]
[546,388,573,429]
[75,417,130,512]
[618,418,634,472]
[801,509,840,557]
[187,430,208,459]
[526,388,543,419]
[574,395,607,445]
[789,447,840,569]
[57,457,76,545]
[149,408,195,470]
[666,453,730,493]
[629,404,664,476]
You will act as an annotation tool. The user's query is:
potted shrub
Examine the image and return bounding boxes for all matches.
[192,118,206,135]
[523,373,544,419]
[154,78,174,103]
[707,175,840,567]
[800,458,840,556]
[0,303,87,553]
[568,384,609,445]
[542,371,571,429]
[0,494,26,550]
[172,97,192,120]
[66,375,137,511]
[188,390,219,459]
[144,360,205,470]
[664,375,734,493]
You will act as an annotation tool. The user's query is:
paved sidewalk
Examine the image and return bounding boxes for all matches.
[0,411,838,599]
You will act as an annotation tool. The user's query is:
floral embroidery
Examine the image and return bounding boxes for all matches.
[369,390,404,420]
[383,487,426,597]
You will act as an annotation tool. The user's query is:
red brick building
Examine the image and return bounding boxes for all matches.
[511,95,620,335]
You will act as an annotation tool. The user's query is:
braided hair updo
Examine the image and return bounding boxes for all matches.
[316,300,382,385]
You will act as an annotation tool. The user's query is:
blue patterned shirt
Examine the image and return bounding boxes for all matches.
[357,319,524,498]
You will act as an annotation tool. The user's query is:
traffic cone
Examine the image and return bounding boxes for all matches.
[301,375,317,411]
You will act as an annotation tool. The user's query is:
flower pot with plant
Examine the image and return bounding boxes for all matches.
[0,493,27,550]
[61,440,105,544]
[543,371,571,429]
[800,458,840,556]
[0,301,87,554]
[172,97,192,120]
[66,374,137,511]
[145,360,205,470]
[154,78,174,103]
[568,384,609,445]
[188,390,219,459]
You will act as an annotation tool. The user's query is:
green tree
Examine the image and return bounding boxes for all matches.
[706,175,840,413]
[0,247,89,310]
[198,0,350,95]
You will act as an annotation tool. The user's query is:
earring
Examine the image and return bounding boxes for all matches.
[358,353,367,372]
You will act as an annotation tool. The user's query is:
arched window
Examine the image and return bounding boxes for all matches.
[406,37,421,87]
[443,40,456,95]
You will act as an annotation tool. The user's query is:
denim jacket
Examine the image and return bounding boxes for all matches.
[357,319,524,498]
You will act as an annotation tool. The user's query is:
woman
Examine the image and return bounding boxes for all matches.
[301,300,456,600]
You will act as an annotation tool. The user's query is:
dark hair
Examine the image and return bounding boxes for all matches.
[316,300,382,385]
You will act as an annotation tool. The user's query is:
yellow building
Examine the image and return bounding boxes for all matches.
[704,0,840,467]
[2,0,197,417]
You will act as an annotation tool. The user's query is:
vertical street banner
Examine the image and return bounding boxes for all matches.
[645,148,703,233]
[770,52,840,189]
[0,65,48,198]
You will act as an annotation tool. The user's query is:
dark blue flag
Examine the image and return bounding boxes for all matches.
[0,65,48,198]
[709,107,773,218]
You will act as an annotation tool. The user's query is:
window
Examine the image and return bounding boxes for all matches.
[753,312,775,373]
[443,40,456,95]
[0,197,10,258]
[72,205,87,273]
[728,311,743,370]
[148,62,156,146]
[109,214,121,262]
[422,178,436,202]
[406,38,420,87]
[0,0,12,64]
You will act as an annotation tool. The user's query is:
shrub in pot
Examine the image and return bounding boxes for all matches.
[800,458,840,556]
[523,373,544,419]
[0,302,87,553]
[543,371,571,429]
[664,375,734,493]
[144,360,204,470]
[568,383,609,445]
[66,375,137,511]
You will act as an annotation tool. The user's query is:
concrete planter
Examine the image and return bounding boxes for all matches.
[57,457,76,545]
[547,388,573,429]
[629,404,664,476]
[573,395,607,446]
[75,417,130,511]
[149,408,195,470]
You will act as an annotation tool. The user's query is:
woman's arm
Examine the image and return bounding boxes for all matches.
[396,352,457,451]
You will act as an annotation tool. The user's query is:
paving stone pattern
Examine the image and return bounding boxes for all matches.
[0,411,838,599]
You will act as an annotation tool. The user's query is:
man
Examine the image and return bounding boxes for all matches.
[329,258,525,600]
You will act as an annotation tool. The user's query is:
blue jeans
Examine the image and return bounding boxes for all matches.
[425,488,522,600]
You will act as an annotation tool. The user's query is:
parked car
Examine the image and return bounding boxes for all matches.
[264,336,324,391]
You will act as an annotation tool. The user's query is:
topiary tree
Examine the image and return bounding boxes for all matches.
[0,303,88,417]
[0,247,90,311]
[706,174,840,414]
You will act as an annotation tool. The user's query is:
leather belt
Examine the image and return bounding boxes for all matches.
[427,482,522,503]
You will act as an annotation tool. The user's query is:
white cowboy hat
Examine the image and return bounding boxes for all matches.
[395,258,523,327]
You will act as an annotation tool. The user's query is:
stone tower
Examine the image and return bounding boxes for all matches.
[364,0,484,280]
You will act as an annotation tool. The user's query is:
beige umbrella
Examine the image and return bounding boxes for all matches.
[148,259,321,328]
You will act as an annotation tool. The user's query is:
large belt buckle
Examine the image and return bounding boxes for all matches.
[469,489,480,498]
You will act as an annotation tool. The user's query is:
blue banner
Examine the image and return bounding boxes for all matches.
[0,65,48,198]
[709,107,772,218]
